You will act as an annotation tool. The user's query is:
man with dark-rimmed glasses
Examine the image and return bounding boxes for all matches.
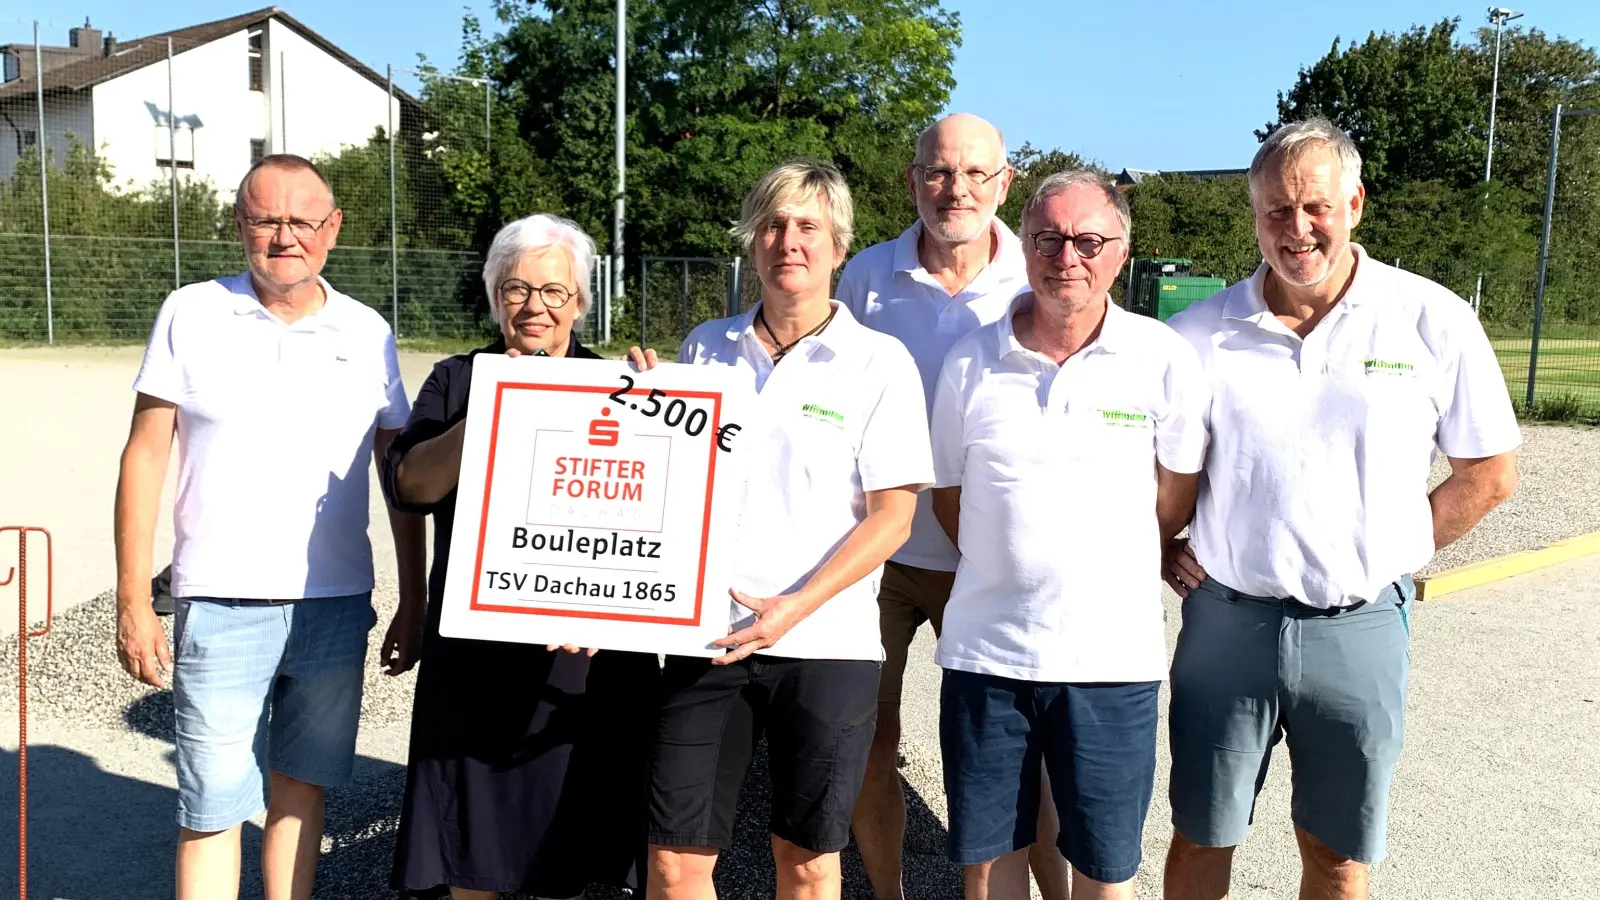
[114,153,425,900]
[928,171,1209,900]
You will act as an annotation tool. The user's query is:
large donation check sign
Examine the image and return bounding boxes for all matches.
[440,355,749,656]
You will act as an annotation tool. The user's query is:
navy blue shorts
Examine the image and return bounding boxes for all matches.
[939,670,1159,884]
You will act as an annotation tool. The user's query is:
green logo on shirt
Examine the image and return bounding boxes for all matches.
[1363,358,1415,375]
[801,403,846,428]
[1096,408,1150,428]
[334,355,349,363]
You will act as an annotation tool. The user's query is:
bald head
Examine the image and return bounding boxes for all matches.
[915,113,1006,167]
[909,113,1013,246]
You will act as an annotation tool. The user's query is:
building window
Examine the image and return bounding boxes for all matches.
[250,139,266,165]
[248,28,264,91]
[17,129,37,155]
[156,124,195,169]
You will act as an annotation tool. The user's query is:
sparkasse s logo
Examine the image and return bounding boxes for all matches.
[589,407,620,446]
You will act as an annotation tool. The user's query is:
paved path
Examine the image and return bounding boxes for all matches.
[0,552,1596,898]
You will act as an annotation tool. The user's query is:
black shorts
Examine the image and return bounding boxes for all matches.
[648,654,880,854]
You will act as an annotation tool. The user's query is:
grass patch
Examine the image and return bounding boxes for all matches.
[1519,391,1600,425]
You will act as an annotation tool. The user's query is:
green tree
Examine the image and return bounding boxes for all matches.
[1264,19,1483,195]
[477,0,960,258]
[997,142,1096,230]
[1125,175,1259,285]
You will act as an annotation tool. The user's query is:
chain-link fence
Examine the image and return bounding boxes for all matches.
[0,31,614,350]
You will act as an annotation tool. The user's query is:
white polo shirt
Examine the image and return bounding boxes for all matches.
[678,302,934,661]
[134,272,410,600]
[931,295,1209,683]
[1168,245,1522,609]
[836,218,1028,571]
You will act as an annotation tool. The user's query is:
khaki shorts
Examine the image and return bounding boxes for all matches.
[877,560,957,706]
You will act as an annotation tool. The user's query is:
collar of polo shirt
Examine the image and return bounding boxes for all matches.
[995,291,1134,362]
[891,218,1020,279]
[227,272,352,327]
[723,299,869,362]
[1226,243,1378,325]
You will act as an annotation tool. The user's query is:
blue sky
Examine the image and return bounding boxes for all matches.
[4,1,1597,171]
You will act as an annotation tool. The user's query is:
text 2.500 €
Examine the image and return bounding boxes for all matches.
[482,570,678,602]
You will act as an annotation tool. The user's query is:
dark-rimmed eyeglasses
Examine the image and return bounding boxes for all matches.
[499,279,577,310]
[238,210,337,241]
[912,164,1007,189]
[1026,231,1123,259]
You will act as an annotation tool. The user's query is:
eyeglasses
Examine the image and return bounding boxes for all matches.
[1027,231,1123,259]
[238,210,337,241]
[912,164,1007,189]
[499,279,576,310]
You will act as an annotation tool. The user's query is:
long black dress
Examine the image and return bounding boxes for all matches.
[382,339,661,898]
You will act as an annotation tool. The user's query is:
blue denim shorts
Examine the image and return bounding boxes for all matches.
[172,594,376,832]
[939,669,1160,884]
[1167,576,1414,865]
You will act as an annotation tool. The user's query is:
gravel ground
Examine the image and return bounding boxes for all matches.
[1424,422,1600,573]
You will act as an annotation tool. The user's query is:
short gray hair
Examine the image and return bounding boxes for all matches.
[1250,117,1363,198]
[483,214,597,326]
[730,159,855,259]
[1021,170,1132,242]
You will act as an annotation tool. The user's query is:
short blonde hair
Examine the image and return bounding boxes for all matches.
[483,214,596,326]
[730,159,854,259]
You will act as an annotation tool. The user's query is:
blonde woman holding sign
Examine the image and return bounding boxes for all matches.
[645,161,934,900]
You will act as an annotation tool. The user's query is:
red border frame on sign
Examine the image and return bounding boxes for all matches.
[468,382,722,626]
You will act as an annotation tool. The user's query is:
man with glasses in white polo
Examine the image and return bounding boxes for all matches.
[931,171,1208,900]
[114,154,426,900]
[836,113,1069,900]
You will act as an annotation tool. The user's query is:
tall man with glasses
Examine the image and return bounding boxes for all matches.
[1161,118,1519,900]
[930,171,1208,900]
[836,113,1070,900]
[114,154,427,900]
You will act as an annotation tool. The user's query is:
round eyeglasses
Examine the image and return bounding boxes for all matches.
[1026,231,1124,259]
[499,279,576,310]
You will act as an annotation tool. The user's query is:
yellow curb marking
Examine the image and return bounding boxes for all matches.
[1418,530,1600,601]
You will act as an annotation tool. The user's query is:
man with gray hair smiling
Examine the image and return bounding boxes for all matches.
[930,170,1209,900]
[1161,118,1520,900]
[835,112,1061,900]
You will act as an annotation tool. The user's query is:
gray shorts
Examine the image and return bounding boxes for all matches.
[1167,575,1414,865]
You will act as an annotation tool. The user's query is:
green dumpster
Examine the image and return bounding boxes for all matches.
[1150,276,1226,321]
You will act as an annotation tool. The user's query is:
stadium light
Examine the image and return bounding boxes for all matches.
[1485,7,1524,182]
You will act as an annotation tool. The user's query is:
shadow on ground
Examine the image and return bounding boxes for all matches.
[0,691,409,900]
[3,694,956,899]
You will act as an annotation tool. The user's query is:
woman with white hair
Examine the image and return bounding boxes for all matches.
[379,214,660,900]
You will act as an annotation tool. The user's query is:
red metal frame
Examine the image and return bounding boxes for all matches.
[3,526,53,900]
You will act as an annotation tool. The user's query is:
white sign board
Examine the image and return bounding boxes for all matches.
[440,355,749,656]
